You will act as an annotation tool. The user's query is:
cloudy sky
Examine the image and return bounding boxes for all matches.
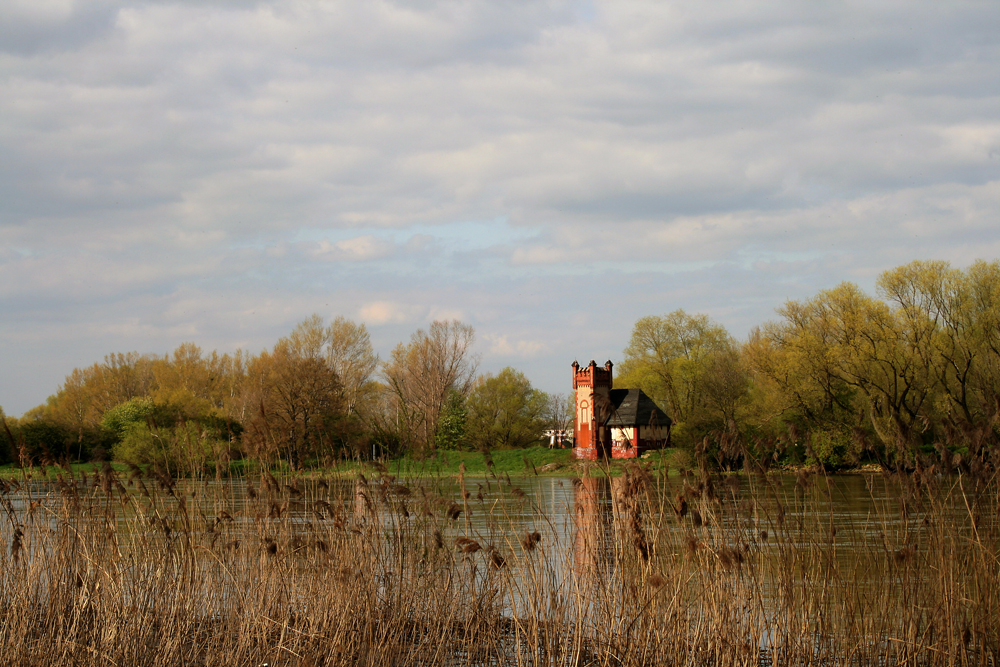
[3,0,1000,416]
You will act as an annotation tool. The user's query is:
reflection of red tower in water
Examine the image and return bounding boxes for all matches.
[573,477,608,573]
[572,360,613,460]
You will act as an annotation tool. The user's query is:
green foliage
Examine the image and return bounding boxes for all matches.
[0,408,13,465]
[744,259,1000,468]
[113,421,228,474]
[101,397,156,438]
[618,310,741,450]
[18,421,69,461]
[436,390,469,451]
[111,422,164,467]
[804,428,861,470]
[11,420,113,464]
[322,414,370,463]
[466,368,548,451]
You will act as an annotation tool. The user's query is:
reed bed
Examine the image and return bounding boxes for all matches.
[0,462,996,666]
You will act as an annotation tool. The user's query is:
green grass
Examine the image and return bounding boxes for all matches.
[313,446,687,479]
[296,446,575,479]
[0,460,133,480]
[0,446,687,481]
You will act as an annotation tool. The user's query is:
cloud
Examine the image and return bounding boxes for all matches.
[309,235,396,262]
[3,0,1000,414]
[427,307,467,322]
[485,334,547,358]
[358,301,423,325]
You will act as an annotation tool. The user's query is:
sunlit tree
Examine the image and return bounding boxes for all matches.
[466,367,548,452]
[382,320,478,455]
[242,338,344,469]
[617,310,738,448]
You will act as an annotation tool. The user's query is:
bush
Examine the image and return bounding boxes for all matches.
[436,390,469,451]
[805,427,860,470]
[101,398,156,438]
[113,421,228,475]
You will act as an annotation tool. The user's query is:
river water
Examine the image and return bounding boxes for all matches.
[1,467,997,665]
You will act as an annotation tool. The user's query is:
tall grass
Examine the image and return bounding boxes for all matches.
[0,460,996,666]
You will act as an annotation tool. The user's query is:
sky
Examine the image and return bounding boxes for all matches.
[2,0,1000,417]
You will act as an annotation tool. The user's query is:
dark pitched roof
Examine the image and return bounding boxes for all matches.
[604,388,672,429]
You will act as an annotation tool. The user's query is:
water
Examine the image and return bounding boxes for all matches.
[1,468,996,665]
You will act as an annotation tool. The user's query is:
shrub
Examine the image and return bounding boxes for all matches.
[806,427,860,470]
[100,397,156,438]
[114,421,227,474]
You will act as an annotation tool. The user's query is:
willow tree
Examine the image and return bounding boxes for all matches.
[765,282,938,464]
[878,259,1000,430]
[617,310,742,447]
[747,260,1000,467]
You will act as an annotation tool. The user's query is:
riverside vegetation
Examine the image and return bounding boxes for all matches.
[5,259,1000,477]
[0,453,996,666]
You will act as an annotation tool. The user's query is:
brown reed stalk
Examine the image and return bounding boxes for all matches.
[0,461,996,665]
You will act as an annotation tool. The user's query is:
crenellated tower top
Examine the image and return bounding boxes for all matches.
[571,359,613,390]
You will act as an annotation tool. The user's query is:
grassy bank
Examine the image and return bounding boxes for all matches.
[0,446,887,484]
[327,446,585,478]
[308,446,697,479]
[0,446,686,481]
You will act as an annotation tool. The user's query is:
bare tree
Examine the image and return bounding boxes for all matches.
[281,314,380,416]
[383,320,478,455]
[545,393,575,446]
[326,316,379,416]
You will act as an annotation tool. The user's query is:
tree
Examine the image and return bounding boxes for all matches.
[382,320,478,455]
[877,259,1000,429]
[93,352,156,414]
[436,390,469,450]
[326,316,380,417]
[698,346,751,429]
[101,397,156,438]
[48,366,102,432]
[466,367,548,451]
[242,339,345,469]
[747,276,962,467]
[280,315,379,417]
[545,393,575,438]
[114,420,229,474]
[617,310,737,447]
[149,342,240,420]
[0,406,14,464]
[234,315,375,465]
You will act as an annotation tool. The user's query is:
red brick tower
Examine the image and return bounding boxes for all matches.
[572,360,613,460]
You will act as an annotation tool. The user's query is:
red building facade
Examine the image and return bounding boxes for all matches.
[572,359,672,461]
[572,360,614,460]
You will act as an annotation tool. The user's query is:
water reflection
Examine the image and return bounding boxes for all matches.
[3,470,997,604]
[0,466,995,665]
[573,477,606,573]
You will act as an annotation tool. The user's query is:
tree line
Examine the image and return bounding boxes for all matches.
[1,317,560,472]
[3,258,999,472]
[618,259,1000,470]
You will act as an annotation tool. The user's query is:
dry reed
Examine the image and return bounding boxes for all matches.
[0,461,996,666]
